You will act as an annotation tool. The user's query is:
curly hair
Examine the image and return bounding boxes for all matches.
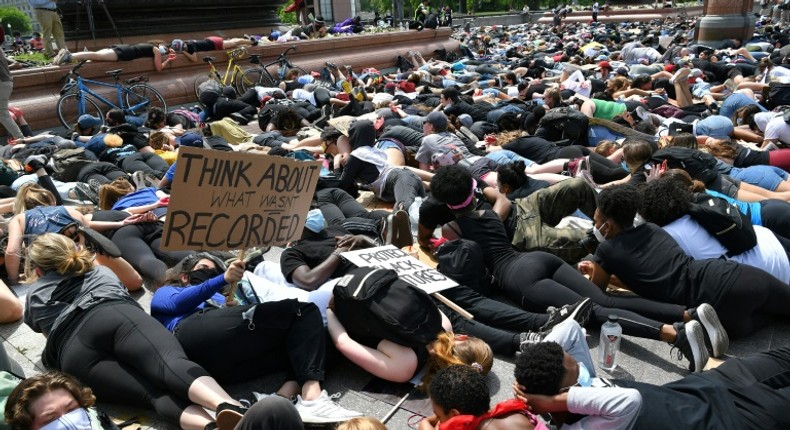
[496,161,528,191]
[513,342,565,395]
[430,166,474,208]
[429,365,490,417]
[639,177,692,226]
[5,372,96,430]
[597,184,642,228]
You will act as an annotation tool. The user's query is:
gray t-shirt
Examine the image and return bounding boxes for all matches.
[415,131,481,165]
[0,50,12,82]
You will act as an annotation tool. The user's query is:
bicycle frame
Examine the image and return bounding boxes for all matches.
[206,49,247,86]
[68,75,150,116]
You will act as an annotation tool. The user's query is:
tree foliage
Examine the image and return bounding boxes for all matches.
[0,7,32,34]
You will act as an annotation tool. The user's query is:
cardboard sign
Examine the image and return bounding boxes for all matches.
[162,147,321,251]
[341,245,457,295]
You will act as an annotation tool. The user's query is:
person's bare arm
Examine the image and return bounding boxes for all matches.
[481,187,512,221]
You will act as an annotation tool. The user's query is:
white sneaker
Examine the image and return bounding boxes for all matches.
[294,390,364,424]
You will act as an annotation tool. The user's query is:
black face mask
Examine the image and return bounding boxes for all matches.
[189,268,221,285]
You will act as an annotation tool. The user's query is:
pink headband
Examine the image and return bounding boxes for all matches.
[447,179,477,210]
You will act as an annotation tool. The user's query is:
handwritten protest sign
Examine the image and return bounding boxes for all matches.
[162,146,322,251]
[341,245,457,295]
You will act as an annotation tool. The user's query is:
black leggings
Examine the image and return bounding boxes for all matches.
[119,153,168,178]
[174,300,326,384]
[760,199,790,242]
[498,252,686,339]
[59,303,208,423]
[77,162,127,185]
[438,285,549,355]
[588,152,629,183]
[213,99,258,120]
[713,265,790,339]
[316,187,389,227]
[111,223,192,283]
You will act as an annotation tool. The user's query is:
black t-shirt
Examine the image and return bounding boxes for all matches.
[419,188,517,239]
[592,223,740,306]
[506,179,550,199]
[100,143,138,165]
[734,146,769,167]
[691,59,729,82]
[279,227,355,283]
[380,125,424,149]
[504,136,562,164]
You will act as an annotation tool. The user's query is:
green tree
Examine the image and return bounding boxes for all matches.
[0,7,32,34]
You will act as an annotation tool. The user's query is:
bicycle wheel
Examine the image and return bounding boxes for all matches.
[238,68,271,94]
[194,72,223,107]
[125,84,168,115]
[56,93,103,130]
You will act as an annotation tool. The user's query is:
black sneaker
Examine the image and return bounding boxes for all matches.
[74,183,99,205]
[540,298,593,332]
[390,210,413,249]
[229,112,250,125]
[514,331,546,358]
[689,303,729,358]
[76,224,122,258]
[671,321,708,373]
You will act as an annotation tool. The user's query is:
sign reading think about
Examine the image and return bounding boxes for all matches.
[341,245,458,295]
[162,146,321,251]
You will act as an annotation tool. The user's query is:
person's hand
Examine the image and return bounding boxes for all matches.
[335,234,372,251]
[577,260,594,277]
[122,212,156,225]
[7,138,21,146]
[167,53,177,61]
[224,259,245,284]
[158,196,170,207]
[224,296,240,307]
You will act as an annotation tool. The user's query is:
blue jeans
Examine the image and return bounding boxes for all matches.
[694,115,734,139]
[486,150,536,167]
[545,319,597,378]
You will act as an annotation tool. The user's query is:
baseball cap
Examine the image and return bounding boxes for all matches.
[77,114,102,129]
[425,111,448,131]
[597,60,612,70]
[458,113,473,128]
[615,66,629,76]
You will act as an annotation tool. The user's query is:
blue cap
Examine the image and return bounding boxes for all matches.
[77,114,102,129]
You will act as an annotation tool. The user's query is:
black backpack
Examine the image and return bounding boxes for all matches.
[436,239,493,296]
[652,147,720,185]
[536,107,589,146]
[332,267,443,348]
[688,193,757,257]
[49,147,94,182]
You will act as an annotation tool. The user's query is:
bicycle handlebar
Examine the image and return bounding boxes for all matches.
[60,60,88,82]
[279,46,297,59]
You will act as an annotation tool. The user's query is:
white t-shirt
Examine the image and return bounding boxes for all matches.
[763,116,790,145]
[663,215,790,283]
[753,111,780,132]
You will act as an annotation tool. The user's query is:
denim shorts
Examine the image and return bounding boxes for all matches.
[729,165,788,191]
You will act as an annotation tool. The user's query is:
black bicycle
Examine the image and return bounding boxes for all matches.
[239,46,307,92]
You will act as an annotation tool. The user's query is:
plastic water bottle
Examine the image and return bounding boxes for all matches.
[599,315,622,371]
[399,21,406,31]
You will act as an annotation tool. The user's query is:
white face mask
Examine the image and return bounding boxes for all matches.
[39,408,92,430]
[593,222,607,242]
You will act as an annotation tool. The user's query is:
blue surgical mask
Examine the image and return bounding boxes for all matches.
[304,209,326,233]
[577,361,592,387]
[159,46,168,55]
[39,408,92,430]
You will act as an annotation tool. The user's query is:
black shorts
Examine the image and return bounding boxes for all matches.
[112,46,137,62]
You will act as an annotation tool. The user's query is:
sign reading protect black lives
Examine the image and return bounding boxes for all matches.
[162,146,321,251]
[342,245,458,295]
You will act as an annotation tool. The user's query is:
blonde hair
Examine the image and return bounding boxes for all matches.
[594,140,618,156]
[422,333,493,390]
[98,177,135,210]
[148,131,170,150]
[336,417,387,430]
[13,183,56,214]
[26,233,94,277]
[608,76,631,93]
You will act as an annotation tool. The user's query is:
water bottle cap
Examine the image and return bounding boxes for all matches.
[607,314,619,323]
